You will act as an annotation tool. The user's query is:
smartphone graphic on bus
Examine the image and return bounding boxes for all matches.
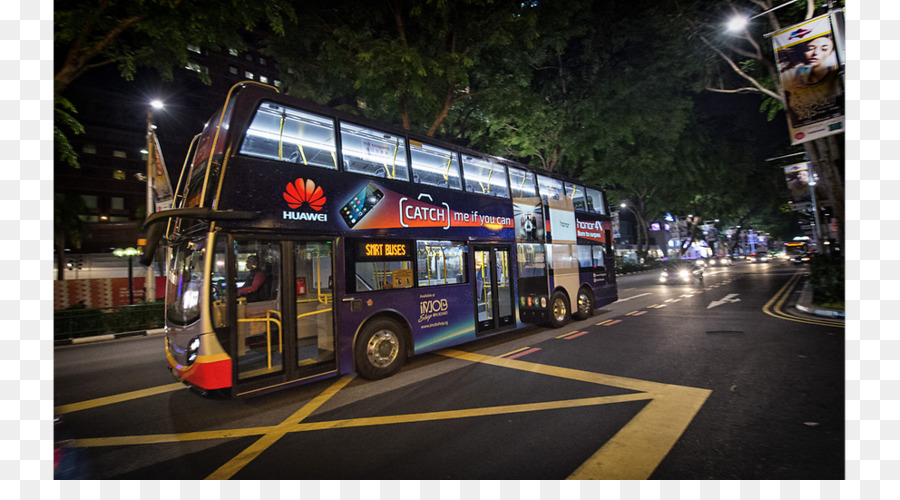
[341,183,385,228]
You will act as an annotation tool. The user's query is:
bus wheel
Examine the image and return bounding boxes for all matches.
[548,291,570,328]
[355,318,407,380]
[573,288,593,320]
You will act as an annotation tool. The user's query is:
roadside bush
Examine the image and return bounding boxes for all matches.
[809,254,844,308]
[54,302,165,341]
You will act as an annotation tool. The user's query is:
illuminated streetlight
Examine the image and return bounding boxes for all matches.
[113,247,140,305]
[727,16,749,32]
[145,100,164,303]
[726,0,802,32]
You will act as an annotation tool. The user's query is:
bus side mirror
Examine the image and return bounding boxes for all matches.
[139,222,165,267]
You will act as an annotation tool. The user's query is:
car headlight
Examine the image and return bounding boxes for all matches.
[679,269,690,278]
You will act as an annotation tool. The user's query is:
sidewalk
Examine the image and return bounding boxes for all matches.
[795,280,845,319]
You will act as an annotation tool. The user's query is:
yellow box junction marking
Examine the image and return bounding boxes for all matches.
[54,383,186,415]
[206,374,355,480]
[437,349,711,480]
[65,350,712,480]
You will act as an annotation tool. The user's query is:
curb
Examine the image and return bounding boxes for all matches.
[796,280,845,319]
[55,328,166,347]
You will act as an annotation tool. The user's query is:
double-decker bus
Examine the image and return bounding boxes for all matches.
[141,82,617,397]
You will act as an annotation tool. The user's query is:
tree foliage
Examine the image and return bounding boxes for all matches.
[265,0,542,137]
[54,0,297,167]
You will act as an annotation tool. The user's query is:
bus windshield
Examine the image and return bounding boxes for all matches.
[166,238,206,326]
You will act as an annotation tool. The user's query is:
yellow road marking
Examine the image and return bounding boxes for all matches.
[205,374,355,480]
[65,344,712,480]
[594,319,613,326]
[77,393,653,447]
[555,330,580,339]
[55,383,186,415]
[498,346,532,358]
[436,349,711,480]
[763,273,844,328]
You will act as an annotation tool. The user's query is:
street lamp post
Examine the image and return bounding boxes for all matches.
[113,247,140,305]
[144,100,164,303]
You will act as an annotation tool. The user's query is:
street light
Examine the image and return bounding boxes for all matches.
[145,99,164,303]
[113,247,140,305]
[727,0,803,32]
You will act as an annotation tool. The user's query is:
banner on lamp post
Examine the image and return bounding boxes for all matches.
[783,162,812,211]
[772,14,844,145]
[151,132,174,211]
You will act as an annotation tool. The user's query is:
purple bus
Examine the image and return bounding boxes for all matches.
[142,82,617,397]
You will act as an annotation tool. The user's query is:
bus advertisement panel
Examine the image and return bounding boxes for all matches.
[217,162,515,241]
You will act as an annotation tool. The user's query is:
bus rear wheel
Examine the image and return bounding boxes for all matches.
[355,318,407,380]
[573,288,594,320]
[547,291,570,328]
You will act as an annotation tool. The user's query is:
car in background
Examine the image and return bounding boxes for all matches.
[747,252,770,263]
[791,252,813,264]
[659,260,704,285]
[709,254,733,267]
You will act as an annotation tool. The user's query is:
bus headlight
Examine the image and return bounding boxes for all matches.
[187,336,201,365]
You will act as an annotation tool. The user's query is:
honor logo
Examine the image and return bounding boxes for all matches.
[283,178,328,222]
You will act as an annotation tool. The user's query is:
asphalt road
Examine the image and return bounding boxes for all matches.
[54,260,844,480]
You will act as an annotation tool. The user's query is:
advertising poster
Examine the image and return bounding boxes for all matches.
[151,133,174,211]
[784,162,812,211]
[772,14,844,145]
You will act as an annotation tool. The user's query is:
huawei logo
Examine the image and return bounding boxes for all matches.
[284,178,326,211]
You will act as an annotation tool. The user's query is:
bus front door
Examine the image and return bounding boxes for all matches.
[474,245,515,335]
[291,241,337,374]
[232,239,337,395]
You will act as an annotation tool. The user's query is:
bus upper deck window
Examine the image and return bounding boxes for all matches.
[410,141,462,190]
[240,102,338,170]
[585,188,605,214]
[340,122,410,181]
[537,175,563,204]
[566,182,587,211]
[462,156,509,199]
[508,166,537,199]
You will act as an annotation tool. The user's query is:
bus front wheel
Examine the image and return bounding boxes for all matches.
[548,291,571,329]
[355,318,407,380]
[573,288,594,320]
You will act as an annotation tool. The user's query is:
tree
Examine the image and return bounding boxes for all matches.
[54,0,296,167]
[265,0,543,138]
[54,194,91,280]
